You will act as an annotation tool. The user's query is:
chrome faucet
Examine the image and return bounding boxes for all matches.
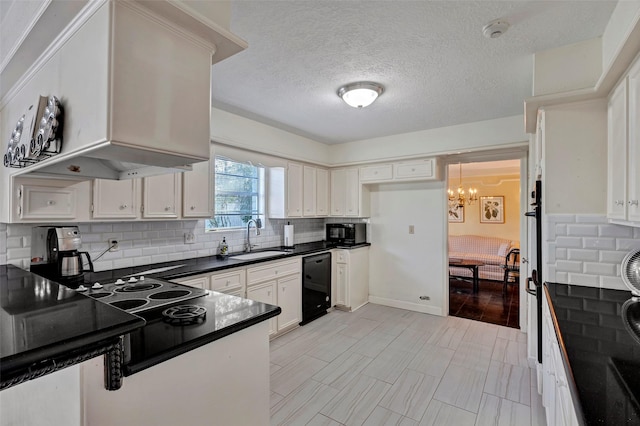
[245,218,262,252]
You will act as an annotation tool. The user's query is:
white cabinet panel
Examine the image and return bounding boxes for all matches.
[627,57,640,222]
[92,179,139,219]
[210,268,245,294]
[330,169,346,216]
[247,281,277,337]
[287,163,303,217]
[394,159,435,180]
[182,160,212,218]
[11,178,91,222]
[143,174,181,218]
[174,275,209,289]
[303,166,317,216]
[332,247,369,311]
[277,274,301,330]
[247,259,300,286]
[360,164,393,182]
[316,168,329,216]
[345,168,360,217]
[607,81,628,220]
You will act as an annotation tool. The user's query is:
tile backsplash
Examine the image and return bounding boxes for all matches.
[3,218,328,271]
[545,214,640,290]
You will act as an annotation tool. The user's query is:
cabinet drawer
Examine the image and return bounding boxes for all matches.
[175,275,209,289]
[360,164,393,182]
[210,269,245,292]
[394,160,434,180]
[247,259,300,285]
[335,250,348,264]
[20,185,76,219]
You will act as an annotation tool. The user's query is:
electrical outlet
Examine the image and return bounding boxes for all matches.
[419,295,430,300]
[184,232,195,244]
[409,225,415,234]
[108,239,119,252]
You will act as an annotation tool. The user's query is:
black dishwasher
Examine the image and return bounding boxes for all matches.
[300,252,331,325]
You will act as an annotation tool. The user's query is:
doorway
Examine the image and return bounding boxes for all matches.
[446,159,521,328]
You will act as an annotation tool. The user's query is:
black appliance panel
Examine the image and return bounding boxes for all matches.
[326,223,366,246]
[301,252,331,325]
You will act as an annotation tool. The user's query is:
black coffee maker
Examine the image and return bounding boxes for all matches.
[31,226,93,285]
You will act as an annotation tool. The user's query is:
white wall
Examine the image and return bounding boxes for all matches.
[602,1,640,75]
[368,181,446,316]
[329,115,527,166]
[211,108,331,166]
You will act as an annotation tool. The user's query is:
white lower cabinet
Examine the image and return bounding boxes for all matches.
[246,258,301,337]
[210,268,246,296]
[332,247,369,312]
[173,275,209,289]
[542,290,580,426]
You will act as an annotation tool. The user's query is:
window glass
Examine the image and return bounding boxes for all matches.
[206,157,265,230]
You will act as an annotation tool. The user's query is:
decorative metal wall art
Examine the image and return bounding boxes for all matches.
[4,95,63,168]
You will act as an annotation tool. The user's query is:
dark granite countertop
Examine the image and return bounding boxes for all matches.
[0,265,145,378]
[84,241,369,284]
[123,291,281,375]
[545,283,640,425]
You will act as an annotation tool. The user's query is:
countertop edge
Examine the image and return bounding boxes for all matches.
[543,283,587,426]
[123,305,281,376]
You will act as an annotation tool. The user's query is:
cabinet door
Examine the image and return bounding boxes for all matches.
[277,274,301,331]
[394,159,435,180]
[316,168,329,216]
[143,173,181,218]
[628,57,640,222]
[607,80,628,220]
[183,160,212,218]
[303,166,317,217]
[247,281,277,337]
[287,163,303,217]
[345,168,359,217]
[92,179,138,219]
[330,169,346,216]
[335,263,348,307]
[19,185,76,220]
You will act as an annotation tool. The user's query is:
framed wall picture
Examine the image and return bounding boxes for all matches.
[448,205,464,223]
[480,196,504,223]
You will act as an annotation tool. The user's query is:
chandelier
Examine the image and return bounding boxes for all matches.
[448,162,478,208]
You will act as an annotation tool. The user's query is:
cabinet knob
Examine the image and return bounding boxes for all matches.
[119,204,127,210]
[374,171,378,175]
[629,200,639,206]
[411,168,416,172]
[615,200,625,206]
[47,200,56,206]
[164,206,172,211]
[190,206,196,210]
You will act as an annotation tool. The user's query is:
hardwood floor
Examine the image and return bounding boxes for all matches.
[449,278,520,329]
[270,304,545,426]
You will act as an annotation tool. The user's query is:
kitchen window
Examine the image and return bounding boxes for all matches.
[206,156,265,231]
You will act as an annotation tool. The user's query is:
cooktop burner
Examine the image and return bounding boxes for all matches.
[162,304,207,326]
[82,277,207,313]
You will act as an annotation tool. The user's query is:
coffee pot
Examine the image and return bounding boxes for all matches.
[46,227,94,282]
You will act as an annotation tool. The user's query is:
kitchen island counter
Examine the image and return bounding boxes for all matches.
[0,264,145,387]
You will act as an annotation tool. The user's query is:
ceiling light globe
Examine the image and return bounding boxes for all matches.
[338,82,384,108]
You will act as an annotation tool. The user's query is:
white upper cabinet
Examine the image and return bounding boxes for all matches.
[10,177,91,223]
[287,163,303,217]
[331,167,369,217]
[92,179,139,219]
[303,165,316,216]
[359,159,439,184]
[182,160,212,218]
[607,53,640,224]
[316,168,329,216]
[143,174,181,218]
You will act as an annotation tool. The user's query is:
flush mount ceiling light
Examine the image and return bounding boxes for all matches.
[337,82,384,108]
[482,19,510,39]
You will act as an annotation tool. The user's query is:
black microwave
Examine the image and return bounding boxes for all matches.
[326,223,367,246]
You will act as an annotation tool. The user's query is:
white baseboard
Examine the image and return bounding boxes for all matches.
[368,296,443,316]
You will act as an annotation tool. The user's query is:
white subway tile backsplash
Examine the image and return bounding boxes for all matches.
[546,214,640,291]
[582,238,616,250]
[90,224,113,233]
[583,262,617,276]
[566,224,598,237]
[556,260,582,273]
[555,237,582,248]
[598,224,634,238]
[567,249,599,262]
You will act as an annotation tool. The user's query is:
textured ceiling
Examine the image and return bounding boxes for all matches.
[211,1,616,145]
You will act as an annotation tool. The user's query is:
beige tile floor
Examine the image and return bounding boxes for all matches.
[270,304,546,426]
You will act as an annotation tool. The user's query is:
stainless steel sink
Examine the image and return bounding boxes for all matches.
[229,251,288,261]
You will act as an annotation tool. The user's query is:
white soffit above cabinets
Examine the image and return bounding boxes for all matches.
[211,1,616,144]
